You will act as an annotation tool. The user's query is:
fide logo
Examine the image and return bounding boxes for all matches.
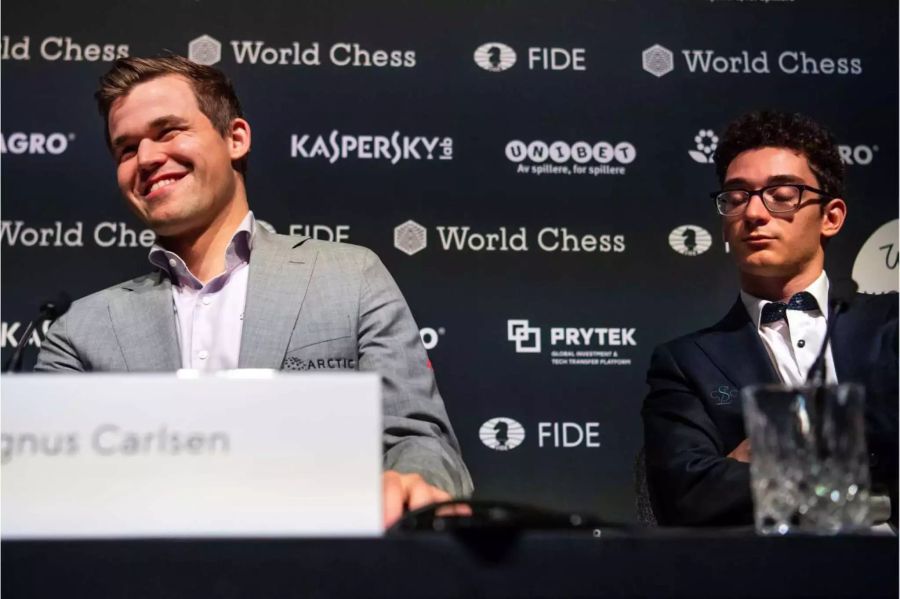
[480,417,526,451]
[669,225,712,256]
[688,129,718,164]
[474,42,516,72]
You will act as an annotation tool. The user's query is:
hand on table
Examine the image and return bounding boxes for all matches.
[382,470,469,528]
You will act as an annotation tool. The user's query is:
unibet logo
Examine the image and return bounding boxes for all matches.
[479,417,526,451]
[506,139,636,177]
[643,44,674,77]
[688,129,718,164]
[394,220,427,255]
[474,42,516,72]
[669,225,713,256]
[188,35,222,66]
[0,132,74,155]
[507,320,541,353]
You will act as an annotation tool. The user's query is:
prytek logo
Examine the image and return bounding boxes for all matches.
[1,35,128,62]
[507,319,636,367]
[0,132,74,155]
[505,139,636,177]
[291,131,452,163]
[838,144,878,166]
[474,42,516,72]
[643,43,862,76]
[642,44,674,77]
[669,225,713,256]
[507,320,541,353]
[394,220,427,255]
[393,222,625,254]
[689,129,718,164]
[480,417,526,451]
[188,34,222,65]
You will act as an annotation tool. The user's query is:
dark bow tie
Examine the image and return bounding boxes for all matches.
[760,291,821,325]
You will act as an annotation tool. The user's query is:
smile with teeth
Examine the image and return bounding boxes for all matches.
[143,175,184,197]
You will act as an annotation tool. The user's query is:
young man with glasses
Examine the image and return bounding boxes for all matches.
[641,111,898,526]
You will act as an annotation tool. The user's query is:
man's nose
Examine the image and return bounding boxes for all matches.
[136,139,165,172]
[742,192,770,222]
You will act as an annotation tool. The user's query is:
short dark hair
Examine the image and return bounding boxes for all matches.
[713,110,844,198]
[95,54,247,174]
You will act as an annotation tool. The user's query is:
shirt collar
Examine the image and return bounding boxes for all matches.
[741,270,830,330]
[148,210,256,287]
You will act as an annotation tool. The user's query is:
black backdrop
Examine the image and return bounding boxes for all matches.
[2,0,897,522]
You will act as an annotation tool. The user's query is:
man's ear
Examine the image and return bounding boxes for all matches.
[821,197,847,240]
[227,118,251,161]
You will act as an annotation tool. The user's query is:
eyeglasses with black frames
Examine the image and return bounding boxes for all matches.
[711,184,833,216]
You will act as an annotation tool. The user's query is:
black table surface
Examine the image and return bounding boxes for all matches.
[3,528,897,598]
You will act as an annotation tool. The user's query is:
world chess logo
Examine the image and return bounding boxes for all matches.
[479,417,526,451]
[507,319,541,353]
[688,129,718,164]
[473,42,517,72]
[188,35,222,66]
[642,44,674,77]
[669,225,713,256]
[394,220,427,255]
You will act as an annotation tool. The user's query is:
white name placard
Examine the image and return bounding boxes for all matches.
[1,372,382,539]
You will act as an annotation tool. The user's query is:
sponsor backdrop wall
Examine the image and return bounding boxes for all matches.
[2,0,897,522]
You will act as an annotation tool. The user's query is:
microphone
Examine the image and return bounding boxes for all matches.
[4,291,72,373]
[805,279,858,385]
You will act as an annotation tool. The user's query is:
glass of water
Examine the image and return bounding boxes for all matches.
[742,383,871,535]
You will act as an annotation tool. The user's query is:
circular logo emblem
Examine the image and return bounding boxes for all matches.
[852,219,899,294]
[669,225,712,256]
[474,43,517,72]
[479,417,525,451]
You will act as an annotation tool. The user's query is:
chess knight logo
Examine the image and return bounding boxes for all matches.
[669,225,713,256]
[474,42,517,72]
[479,417,526,451]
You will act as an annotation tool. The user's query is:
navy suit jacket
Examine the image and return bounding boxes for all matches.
[642,292,898,526]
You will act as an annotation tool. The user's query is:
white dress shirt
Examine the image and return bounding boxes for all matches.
[740,271,838,386]
[148,211,255,371]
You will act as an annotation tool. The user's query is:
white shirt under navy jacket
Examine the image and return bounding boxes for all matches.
[740,270,838,386]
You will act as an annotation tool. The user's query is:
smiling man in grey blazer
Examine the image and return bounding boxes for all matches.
[34,54,473,526]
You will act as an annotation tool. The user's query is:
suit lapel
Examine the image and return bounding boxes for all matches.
[695,298,779,388]
[108,271,181,371]
[238,230,317,368]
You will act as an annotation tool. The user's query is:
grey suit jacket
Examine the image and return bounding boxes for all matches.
[35,228,474,497]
